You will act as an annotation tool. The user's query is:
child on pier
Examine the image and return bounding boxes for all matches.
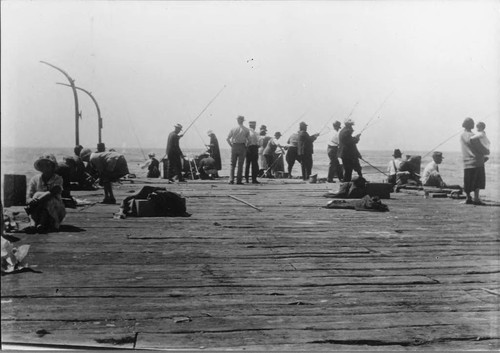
[25,154,66,233]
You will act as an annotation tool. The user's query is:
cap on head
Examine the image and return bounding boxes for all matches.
[274,131,282,138]
[174,124,183,130]
[207,130,214,136]
[260,125,267,131]
[80,148,93,161]
[344,118,355,125]
[392,149,402,158]
[34,154,57,171]
[333,121,341,127]
[432,151,444,159]
[249,121,256,125]
[148,152,156,158]
[299,121,308,127]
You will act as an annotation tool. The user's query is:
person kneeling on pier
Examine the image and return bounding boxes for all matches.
[80,148,130,204]
[25,154,66,234]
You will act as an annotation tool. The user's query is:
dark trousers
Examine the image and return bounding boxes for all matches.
[300,154,313,180]
[327,146,344,181]
[341,157,362,182]
[286,147,301,174]
[245,145,259,182]
[167,154,183,181]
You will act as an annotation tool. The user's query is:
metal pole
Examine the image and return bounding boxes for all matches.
[57,83,103,144]
[40,61,80,145]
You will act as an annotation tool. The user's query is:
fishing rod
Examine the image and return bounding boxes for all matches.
[126,112,147,160]
[422,130,462,158]
[320,101,359,135]
[359,90,394,134]
[182,85,226,137]
[282,109,309,136]
[360,157,389,177]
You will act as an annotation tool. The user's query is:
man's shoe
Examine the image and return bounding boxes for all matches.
[252,180,260,184]
[236,181,244,185]
[101,198,116,204]
[327,179,334,183]
[228,180,234,184]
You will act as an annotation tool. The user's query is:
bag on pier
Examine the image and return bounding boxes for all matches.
[122,186,191,217]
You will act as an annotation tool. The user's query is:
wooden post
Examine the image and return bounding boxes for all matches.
[3,174,27,207]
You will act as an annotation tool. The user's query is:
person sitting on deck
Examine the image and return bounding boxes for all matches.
[198,154,218,180]
[80,148,130,204]
[396,155,422,188]
[421,151,462,191]
[141,152,161,178]
[25,154,66,234]
[387,148,403,187]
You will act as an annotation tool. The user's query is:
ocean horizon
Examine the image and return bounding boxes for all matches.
[2,146,499,201]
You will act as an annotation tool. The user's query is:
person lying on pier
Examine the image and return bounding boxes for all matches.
[24,154,66,234]
[421,152,462,192]
[80,148,130,204]
[323,175,368,199]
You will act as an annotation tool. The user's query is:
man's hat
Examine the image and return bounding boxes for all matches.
[148,152,156,158]
[237,115,245,121]
[274,131,282,137]
[392,149,402,158]
[299,121,308,126]
[249,121,256,125]
[260,125,267,131]
[207,130,214,136]
[344,118,355,125]
[333,120,341,127]
[432,151,444,159]
[34,154,57,171]
[174,123,183,130]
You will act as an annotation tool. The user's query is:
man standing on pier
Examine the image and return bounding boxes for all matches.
[327,120,344,183]
[227,115,250,184]
[338,119,362,182]
[297,121,319,181]
[285,130,300,178]
[245,120,260,184]
[166,123,185,182]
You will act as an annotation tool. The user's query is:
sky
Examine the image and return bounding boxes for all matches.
[1,0,499,153]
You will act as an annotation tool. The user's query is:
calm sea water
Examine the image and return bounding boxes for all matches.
[2,146,499,201]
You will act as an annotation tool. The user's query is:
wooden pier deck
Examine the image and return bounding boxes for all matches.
[2,179,499,350]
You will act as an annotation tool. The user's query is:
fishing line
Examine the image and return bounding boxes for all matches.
[126,111,147,160]
[422,130,462,158]
[319,101,359,135]
[359,90,394,134]
[360,157,389,177]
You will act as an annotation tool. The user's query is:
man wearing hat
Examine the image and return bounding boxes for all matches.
[327,121,344,183]
[226,115,250,184]
[166,123,185,182]
[206,130,221,177]
[422,151,446,187]
[387,149,403,186]
[338,118,362,182]
[263,131,284,178]
[297,122,319,181]
[245,121,260,184]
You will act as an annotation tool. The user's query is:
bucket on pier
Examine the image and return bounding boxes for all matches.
[3,174,27,207]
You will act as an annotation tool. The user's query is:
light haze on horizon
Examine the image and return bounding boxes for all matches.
[1,0,499,154]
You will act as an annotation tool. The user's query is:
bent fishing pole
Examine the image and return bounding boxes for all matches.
[182,85,226,137]
[282,109,309,136]
[359,90,395,134]
[422,130,462,158]
[319,101,359,136]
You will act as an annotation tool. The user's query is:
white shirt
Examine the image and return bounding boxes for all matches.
[328,130,340,147]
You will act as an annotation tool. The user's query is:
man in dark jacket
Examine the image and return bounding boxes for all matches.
[166,124,185,182]
[297,121,319,181]
[338,119,362,182]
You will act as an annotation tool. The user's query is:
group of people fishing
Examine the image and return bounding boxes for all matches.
[23,113,490,234]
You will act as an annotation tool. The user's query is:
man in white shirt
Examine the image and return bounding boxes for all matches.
[327,121,344,182]
[422,151,446,187]
[227,116,250,184]
[245,121,260,184]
